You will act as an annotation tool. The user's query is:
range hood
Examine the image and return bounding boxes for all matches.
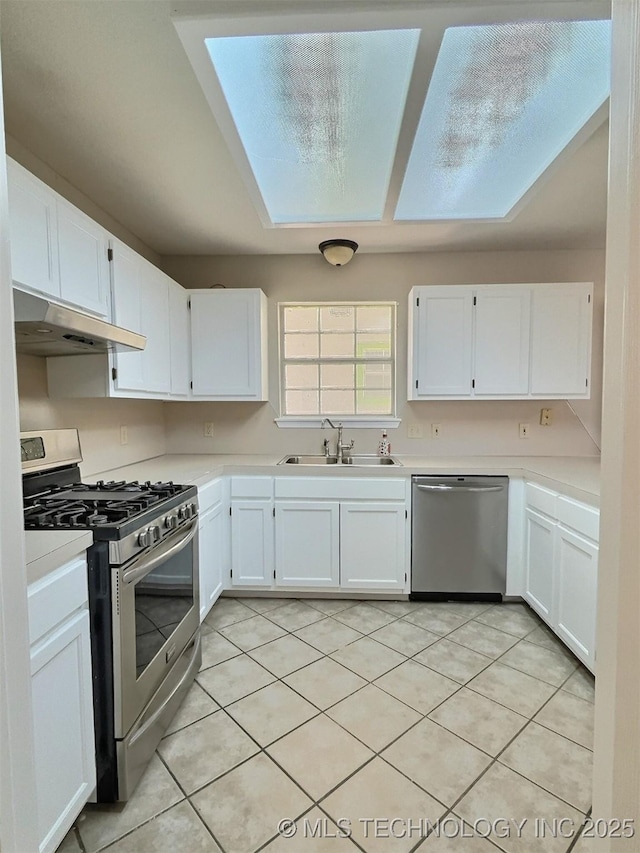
[13,290,146,356]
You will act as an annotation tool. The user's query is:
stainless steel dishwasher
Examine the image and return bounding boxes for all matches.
[411,475,509,601]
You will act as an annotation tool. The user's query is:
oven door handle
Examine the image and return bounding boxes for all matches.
[122,519,198,586]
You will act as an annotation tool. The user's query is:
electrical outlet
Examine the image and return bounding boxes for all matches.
[119,425,128,446]
[519,423,530,439]
[431,423,441,439]
[540,408,552,426]
[203,422,214,437]
[407,424,424,439]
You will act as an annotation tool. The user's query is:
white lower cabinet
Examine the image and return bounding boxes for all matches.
[340,502,406,590]
[199,501,225,620]
[522,482,598,672]
[231,498,274,586]
[275,502,340,587]
[28,556,95,853]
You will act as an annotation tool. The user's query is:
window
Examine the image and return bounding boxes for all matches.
[279,302,396,417]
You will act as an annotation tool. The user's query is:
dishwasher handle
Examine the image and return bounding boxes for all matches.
[414,484,505,493]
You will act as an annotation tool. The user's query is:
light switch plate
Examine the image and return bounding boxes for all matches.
[407,424,424,439]
[203,422,214,437]
[519,423,530,439]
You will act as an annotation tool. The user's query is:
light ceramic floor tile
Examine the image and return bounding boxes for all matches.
[157,710,258,794]
[433,602,495,619]
[402,608,470,636]
[248,634,323,677]
[466,662,557,718]
[77,755,183,853]
[239,597,292,614]
[197,655,275,706]
[294,617,363,654]
[455,762,584,853]
[326,684,421,751]
[382,718,491,806]
[418,827,504,852]
[333,602,397,634]
[331,637,406,681]
[367,600,427,617]
[524,624,570,653]
[218,614,287,651]
[192,753,312,853]
[446,621,519,659]
[374,659,459,714]
[500,640,578,687]
[103,800,222,852]
[429,688,527,756]
[226,681,318,746]
[56,828,82,853]
[267,715,374,800]
[500,722,593,812]
[369,619,440,656]
[475,604,540,638]
[199,631,242,671]
[284,658,367,710]
[203,598,255,630]
[265,600,327,631]
[307,599,358,616]
[534,690,594,749]
[415,639,493,684]
[261,808,360,851]
[562,668,595,704]
[164,681,218,736]
[322,757,446,853]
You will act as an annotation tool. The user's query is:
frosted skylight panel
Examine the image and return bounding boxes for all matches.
[395,20,611,221]
[205,30,420,223]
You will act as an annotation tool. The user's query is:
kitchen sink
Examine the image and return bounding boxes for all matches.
[278,454,401,466]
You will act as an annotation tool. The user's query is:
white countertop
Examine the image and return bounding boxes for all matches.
[25,530,93,586]
[92,453,600,504]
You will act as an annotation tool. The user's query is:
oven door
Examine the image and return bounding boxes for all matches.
[113,518,199,737]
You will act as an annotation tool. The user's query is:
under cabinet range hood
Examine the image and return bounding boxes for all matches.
[13,290,146,356]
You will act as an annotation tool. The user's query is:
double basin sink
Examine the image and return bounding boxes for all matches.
[279,454,401,466]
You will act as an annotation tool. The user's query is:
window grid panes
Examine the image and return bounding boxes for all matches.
[281,303,395,416]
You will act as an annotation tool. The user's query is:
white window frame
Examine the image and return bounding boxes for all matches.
[275,301,400,429]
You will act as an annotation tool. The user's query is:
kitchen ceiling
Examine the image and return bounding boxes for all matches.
[0,0,611,256]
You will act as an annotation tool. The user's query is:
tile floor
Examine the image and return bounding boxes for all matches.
[60,597,596,853]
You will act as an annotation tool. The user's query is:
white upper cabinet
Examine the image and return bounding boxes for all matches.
[8,158,110,318]
[137,257,171,395]
[168,280,190,398]
[474,287,531,396]
[408,282,592,400]
[530,284,592,396]
[110,240,146,393]
[189,289,268,400]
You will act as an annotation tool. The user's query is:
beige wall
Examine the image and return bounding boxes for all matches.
[17,355,167,477]
[162,248,604,458]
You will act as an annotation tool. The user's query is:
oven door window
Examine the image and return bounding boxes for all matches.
[134,536,194,679]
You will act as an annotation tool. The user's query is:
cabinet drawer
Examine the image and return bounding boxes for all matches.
[525,482,557,518]
[198,478,223,513]
[557,496,599,542]
[275,477,406,501]
[28,556,88,645]
[231,476,273,499]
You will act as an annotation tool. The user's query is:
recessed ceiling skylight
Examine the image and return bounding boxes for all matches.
[205,30,420,224]
[395,20,611,220]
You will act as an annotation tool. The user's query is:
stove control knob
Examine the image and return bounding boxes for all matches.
[149,525,161,542]
[137,528,152,548]
[177,506,187,521]
[189,503,198,517]
[165,514,179,530]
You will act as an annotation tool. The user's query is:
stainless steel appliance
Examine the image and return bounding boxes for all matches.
[21,429,201,802]
[411,475,508,601]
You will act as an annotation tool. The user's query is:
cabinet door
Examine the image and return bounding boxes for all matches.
[530,284,592,396]
[556,525,598,670]
[199,502,225,621]
[139,261,171,394]
[57,198,110,317]
[7,159,60,298]
[168,281,190,397]
[340,502,406,590]
[110,241,145,392]
[31,610,95,853]
[523,507,556,622]
[190,289,267,399]
[230,499,273,585]
[275,502,340,587]
[412,287,473,397]
[474,287,531,395]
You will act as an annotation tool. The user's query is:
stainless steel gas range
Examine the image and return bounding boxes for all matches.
[21,429,201,802]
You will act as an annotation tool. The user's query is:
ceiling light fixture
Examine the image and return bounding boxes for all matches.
[319,239,359,266]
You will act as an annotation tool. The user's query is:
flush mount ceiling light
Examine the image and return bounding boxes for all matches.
[319,239,359,266]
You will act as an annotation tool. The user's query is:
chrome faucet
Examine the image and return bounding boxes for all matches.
[321,418,354,461]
